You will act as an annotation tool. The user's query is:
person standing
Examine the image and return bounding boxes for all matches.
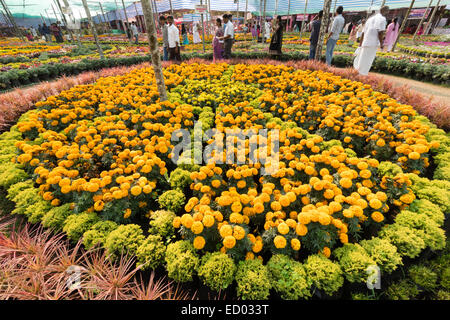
[309,10,323,60]
[42,23,51,42]
[349,22,357,45]
[263,19,271,43]
[30,26,38,39]
[269,15,283,58]
[182,24,189,45]
[325,6,345,65]
[213,18,224,62]
[251,22,257,42]
[219,14,234,59]
[356,18,366,43]
[167,16,181,62]
[383,18,399,52]
[159,16,169,62]
[354,6,389,76]
[193,22,201,44]
[130,22,139,44]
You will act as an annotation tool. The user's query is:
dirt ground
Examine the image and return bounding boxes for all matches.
[370,72,450,107]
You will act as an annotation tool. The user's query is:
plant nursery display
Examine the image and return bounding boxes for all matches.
[1,61,448,300]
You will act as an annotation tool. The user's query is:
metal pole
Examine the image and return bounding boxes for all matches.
[134,1,141,32]
[425,0,441,35]
[236,0,239,27]
[366,0,374,19]
[45,9,52,24]
[299,0,308,40]
[51,4,59,22]
[392,0,416,52]
[40,13,46,24]
[275,0,278,16]
[81,0,104,59]
[244,0,248,27]
[201,0,206,53]
[114,0,123,33]
[413,0,433,41]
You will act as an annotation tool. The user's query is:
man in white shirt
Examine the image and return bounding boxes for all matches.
[354,6,389,76]
[219,14,234,59]
[167,16,181,62]
[131,22,139,44]
[325,6,345,65]
[159,16,169,61]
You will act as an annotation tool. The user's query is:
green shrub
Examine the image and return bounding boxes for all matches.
[408,174,450,213]
[360,237,402,274]
[158,190,186,213]
[386,280,419,300]
[395,210,446,251]
[169,168,192,190]
[378,161,403,178]
[165,240,199,282]
[351,292,377,300]
[197,252,236,292]
[409,265,438,291]
[436,290,450,300]
[105,224,145,258]
[266,254,311,300]
[235,259,272,300]
[440,267,450,290]
[408,199,445,226]
[334,244,376,283]
[304,254,344,296]
[0,163,28,189]
[41,203,73,231]
[82,220,118,249]
[136,234,166,270]
[379,224,426,258]
[148,210,176,238]
[63,212,100,242]
[6,180,34,201]
[11,188,40,216]
[25,200,52,223]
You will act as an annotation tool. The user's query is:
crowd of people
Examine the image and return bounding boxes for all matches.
[22,22,65,43]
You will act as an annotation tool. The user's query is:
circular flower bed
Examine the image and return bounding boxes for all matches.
[0,62,448,299]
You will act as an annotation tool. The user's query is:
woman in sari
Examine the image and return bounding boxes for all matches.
[383,18,399,52]
[182,24,189,45]
[269,16,283,58]
[213,18,224,62]
[251,22,257,42]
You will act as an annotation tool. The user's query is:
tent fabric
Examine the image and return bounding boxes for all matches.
[91,0,450,23]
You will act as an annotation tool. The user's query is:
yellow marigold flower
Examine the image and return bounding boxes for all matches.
[123,209,132,219]
[295,223,308,236]
[252,240,263,253]
[181,214,194,228]
[339,233,348,244]
[245,251,255,260]
[219,224,233,238]
[233,226,246,240]
[130,185,142,196]
[277,222,289,235]
[270,201,282,211]
[340,177,352,189]
[211,179,221,188]
[231,201,242,213]
[223,235,236,249]
[274,235,287,249]
[369,198,382,210]
[202,214,215,228]
[191,221,204,234]
[193,236,205,250]
[371,211,384,222]
[173,217,181,228]
[291,238,301,251]
[322,247,331,258]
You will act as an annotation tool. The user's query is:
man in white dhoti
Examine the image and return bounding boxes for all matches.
[193,23,202,44]
[264,20,271,43]
[354,6,389,76]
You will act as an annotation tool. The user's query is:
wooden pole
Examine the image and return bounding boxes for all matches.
[169,0,174,16]
[366,0,374,19]
[0,0,25,40]
[45,9,52,24]
[81,0,104,59]
[392,0,416,52]
[134,1,141,32]
[99,2,112,32]
[140,0,167,101]
[286,0,291,32]
[61,0,82,47]
[244,0,248,27]
[121,0,133,44]
[152,0,159,29]
[315,0,332,60]
[55,0,76,44]
[201,0,206,53]
[236,0,239,26]
[299,0,308,40]
[424,0,441,35]
[413,0,433,41]
[275,0,278,16]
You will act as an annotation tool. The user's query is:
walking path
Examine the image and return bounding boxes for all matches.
[370,72,450,106]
